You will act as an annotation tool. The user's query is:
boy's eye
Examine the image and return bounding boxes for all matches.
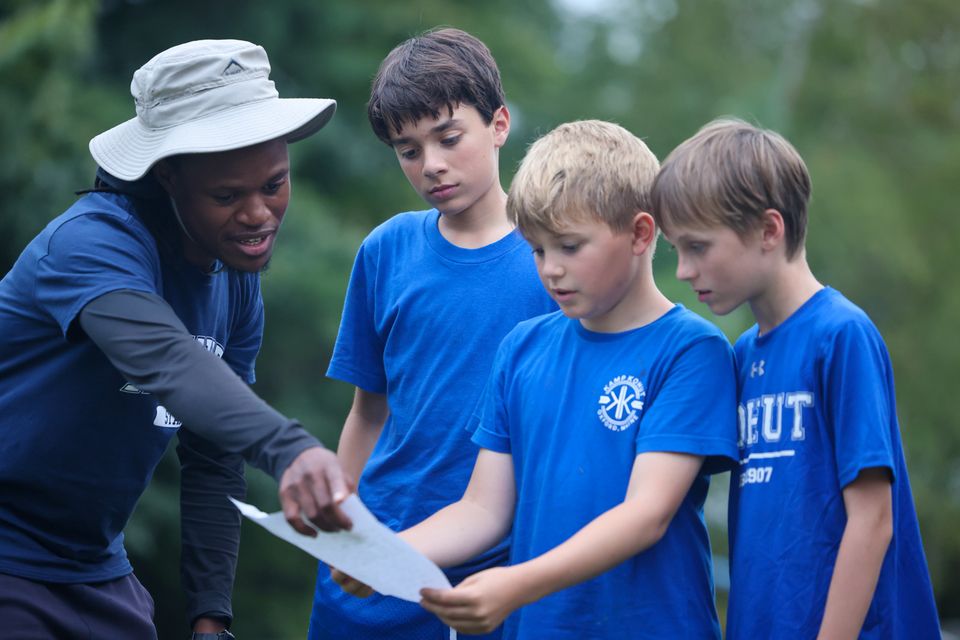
[531,247,544,257]
[561,243,580,254]
[440,134,462,146]
[398,147,419,160]
[212,193,235,205]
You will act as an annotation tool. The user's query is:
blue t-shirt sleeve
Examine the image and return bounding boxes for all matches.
[822,320,896,488]
[35,211,161,339]
[470,336,513,453]
[222,276,264,385]
[636,334,739,473]
[326,240,387,393]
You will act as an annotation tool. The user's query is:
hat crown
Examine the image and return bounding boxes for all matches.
[131,39,278,129]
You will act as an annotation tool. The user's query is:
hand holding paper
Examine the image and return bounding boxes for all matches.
[230,494,451,602]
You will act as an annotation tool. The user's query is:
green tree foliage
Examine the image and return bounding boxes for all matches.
[2,0,957,636]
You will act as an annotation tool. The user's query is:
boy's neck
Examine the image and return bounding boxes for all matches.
[750,252,823,335]
[581,264,674,334]
[437,186,512,249]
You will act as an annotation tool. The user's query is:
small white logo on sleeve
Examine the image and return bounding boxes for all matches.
[117,334,225,429]
[153,405,182,429]
[750,360,766,378]
[597,375,646,432]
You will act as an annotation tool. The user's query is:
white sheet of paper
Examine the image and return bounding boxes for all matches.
[229,495,451,602]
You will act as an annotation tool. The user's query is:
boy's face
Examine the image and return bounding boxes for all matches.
[155,138,291,273]
[663,222,767,316]
[526,216,644,332]
[389,103,508,219]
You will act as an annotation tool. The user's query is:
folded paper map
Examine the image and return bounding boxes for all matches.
[230,495,451,602]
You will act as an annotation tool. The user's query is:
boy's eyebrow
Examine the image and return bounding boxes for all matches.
[389,118,463,146]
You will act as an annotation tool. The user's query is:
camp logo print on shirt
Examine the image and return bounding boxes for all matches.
[119,335,226,429]
[597,374,646,432]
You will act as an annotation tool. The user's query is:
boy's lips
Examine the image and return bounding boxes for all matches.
[429,184,457,200]
[552,288,576,303]
[695,288,712,302]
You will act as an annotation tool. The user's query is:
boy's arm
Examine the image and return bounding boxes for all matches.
[333,449,515,596]
[419,451,703,635]
[816,467,893,640]
[402,449,516,567]
[336,387,389,482]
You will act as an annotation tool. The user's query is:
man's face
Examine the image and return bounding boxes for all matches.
[156,138,291,273]
[389,103,509,220]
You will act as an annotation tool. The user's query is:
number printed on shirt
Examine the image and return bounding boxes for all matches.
[739,466,773,487]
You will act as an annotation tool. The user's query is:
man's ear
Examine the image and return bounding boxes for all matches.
[152,159,176,194]
[631,211,657,255]
[760,208,786,251]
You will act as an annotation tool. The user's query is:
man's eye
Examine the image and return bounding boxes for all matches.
[264,179,286,195]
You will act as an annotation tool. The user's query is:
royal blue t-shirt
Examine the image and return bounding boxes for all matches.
[309,209,556,639]
[472,306,738,640]
[0,191,263,582]
[726,287,940,639]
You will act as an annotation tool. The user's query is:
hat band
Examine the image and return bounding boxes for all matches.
[136,76,279,130]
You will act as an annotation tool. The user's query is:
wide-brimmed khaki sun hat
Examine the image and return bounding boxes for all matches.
[89,39,336,181]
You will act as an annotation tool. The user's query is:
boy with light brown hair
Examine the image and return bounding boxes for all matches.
[651,117,940,639]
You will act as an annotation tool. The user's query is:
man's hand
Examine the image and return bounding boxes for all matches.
[330,565,374,598]
[278,446,353,534]
[419,566,527,635]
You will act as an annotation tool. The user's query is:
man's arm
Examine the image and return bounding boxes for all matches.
[418,451,703,635]
[79,289,351,533]
[177,428,245,633]
[336,388,389,483]
[816,467,893,640]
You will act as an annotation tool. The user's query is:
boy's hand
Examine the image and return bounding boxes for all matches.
[278,446,353,534]
[419,566,527,635]
[329,565,374,598]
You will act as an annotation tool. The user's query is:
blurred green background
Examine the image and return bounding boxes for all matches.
[2,0,958,637]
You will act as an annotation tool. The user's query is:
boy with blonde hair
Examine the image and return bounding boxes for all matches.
[308,27,556,639]
[651,117,940,638]
[337,120,739,638]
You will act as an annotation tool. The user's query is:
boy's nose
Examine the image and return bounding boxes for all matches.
[675,256,695,281]
[422,146,447,177]
[540,256,564,278]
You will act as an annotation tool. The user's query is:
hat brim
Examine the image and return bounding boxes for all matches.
[89,97,336,181]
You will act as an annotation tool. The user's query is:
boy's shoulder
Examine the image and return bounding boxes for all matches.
[507,309,567,341]
[735,287,881,351]
[363,208,437,245]
[504,304,729,355]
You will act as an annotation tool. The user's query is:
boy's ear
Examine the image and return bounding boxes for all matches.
[760,208,786,251]
[631,211,657,255]
[491,105,510,149]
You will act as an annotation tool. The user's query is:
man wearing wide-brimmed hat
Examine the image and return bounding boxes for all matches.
[0,39,351,639]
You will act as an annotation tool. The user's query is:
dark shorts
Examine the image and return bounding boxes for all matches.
[0,572,157,639]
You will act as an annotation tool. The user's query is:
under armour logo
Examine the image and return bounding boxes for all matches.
[223,59,246,75]
[750,360,766,378]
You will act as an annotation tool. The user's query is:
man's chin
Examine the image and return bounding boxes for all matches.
[223,256,272,273]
